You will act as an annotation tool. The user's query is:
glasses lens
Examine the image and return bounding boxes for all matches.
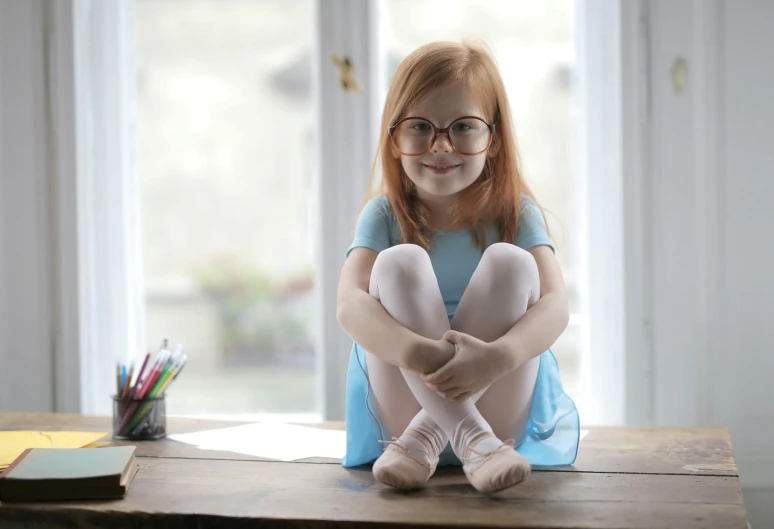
[449,118,491,155]
[394,118,434,155]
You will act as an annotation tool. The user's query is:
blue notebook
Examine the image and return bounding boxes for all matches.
[0,446,138,502]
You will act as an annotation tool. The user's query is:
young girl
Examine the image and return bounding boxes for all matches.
[337,41,579,493]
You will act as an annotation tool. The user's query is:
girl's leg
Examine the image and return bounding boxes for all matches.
[392,243,542,491]
[364,244,451,488]
[450,243,541,446]
[366,244,529,492]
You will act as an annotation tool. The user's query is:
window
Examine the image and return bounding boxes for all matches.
[133,0,583,419]
[136,0,319,420]
[44,0,629,423]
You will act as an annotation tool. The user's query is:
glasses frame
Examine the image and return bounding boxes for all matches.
[388,116,497,156]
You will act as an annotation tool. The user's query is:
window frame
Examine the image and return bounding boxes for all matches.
[49,0,144,415]
[47,0,650,424]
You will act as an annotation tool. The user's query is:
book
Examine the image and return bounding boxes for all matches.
[0,446,138,502]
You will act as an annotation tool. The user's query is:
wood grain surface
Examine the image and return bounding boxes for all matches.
[0,412,748,528]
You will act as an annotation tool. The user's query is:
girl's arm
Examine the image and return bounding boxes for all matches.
[491,245,570,371]
[336,247,453,373]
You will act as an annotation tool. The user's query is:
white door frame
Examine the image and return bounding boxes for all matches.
[48,0,144,415]
[314,0,386,420]
[619,0,655,427]
[646,0,723,428]
[577,0,653,426]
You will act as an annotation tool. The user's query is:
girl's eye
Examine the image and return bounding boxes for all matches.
[412,123,432,132]
[452,121,473,132]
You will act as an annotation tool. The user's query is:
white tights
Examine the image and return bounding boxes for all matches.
[365,243,541,460]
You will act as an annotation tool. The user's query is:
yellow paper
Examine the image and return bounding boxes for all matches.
[0,431,108,467]
[81,441,111,449]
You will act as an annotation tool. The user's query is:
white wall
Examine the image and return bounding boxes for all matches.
[648,0,774,525]
[0,0,55,412]
[716,1,774,524]
[715,0,774,490]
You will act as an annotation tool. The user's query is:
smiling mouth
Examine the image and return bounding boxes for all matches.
[422,163,460,173]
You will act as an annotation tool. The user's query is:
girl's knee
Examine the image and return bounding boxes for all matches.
[377,243,429,263]
[372,244,432,286]
[482,243,538,281]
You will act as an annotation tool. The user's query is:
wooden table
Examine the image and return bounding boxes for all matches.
[0,412,748,528]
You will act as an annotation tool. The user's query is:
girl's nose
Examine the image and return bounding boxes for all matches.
[430,132,453,153]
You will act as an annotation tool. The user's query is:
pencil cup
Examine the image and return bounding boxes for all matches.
[112,394,167,440]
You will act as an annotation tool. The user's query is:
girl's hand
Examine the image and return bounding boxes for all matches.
[408,336,455,374]
[420,330,507,402]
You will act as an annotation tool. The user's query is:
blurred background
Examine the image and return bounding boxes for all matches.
[135,0,581,419]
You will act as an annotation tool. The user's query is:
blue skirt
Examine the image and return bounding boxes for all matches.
[341,343,580,467]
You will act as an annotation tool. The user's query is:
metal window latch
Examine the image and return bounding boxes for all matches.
[671,57,688,94]
[329,52,364,93]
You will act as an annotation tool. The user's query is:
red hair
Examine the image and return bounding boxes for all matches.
[361,40,542,252]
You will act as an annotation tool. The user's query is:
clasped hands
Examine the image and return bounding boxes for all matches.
[419,330,511,403]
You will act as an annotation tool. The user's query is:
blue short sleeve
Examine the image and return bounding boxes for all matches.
[515,198,555,253]
[345,195,393,257]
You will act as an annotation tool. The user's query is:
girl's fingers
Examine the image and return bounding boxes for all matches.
[435,379,457,393]
[452,391,472,403]
[442,388,464,401]
[424,369,454,385]
[446,388,467,401]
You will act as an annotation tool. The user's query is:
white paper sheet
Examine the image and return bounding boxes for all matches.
[168,422,347,462]
[170,423,590,462]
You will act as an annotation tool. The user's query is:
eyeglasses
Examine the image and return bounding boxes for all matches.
[388,116,496,156]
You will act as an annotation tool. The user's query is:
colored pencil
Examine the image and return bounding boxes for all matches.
[128,352,152,399]
[123,352,187,436]
[126,354,188,436]
[114,341,189,438]
[117,346,171,433]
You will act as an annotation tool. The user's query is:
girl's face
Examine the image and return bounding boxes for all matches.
[396,82,493,200]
